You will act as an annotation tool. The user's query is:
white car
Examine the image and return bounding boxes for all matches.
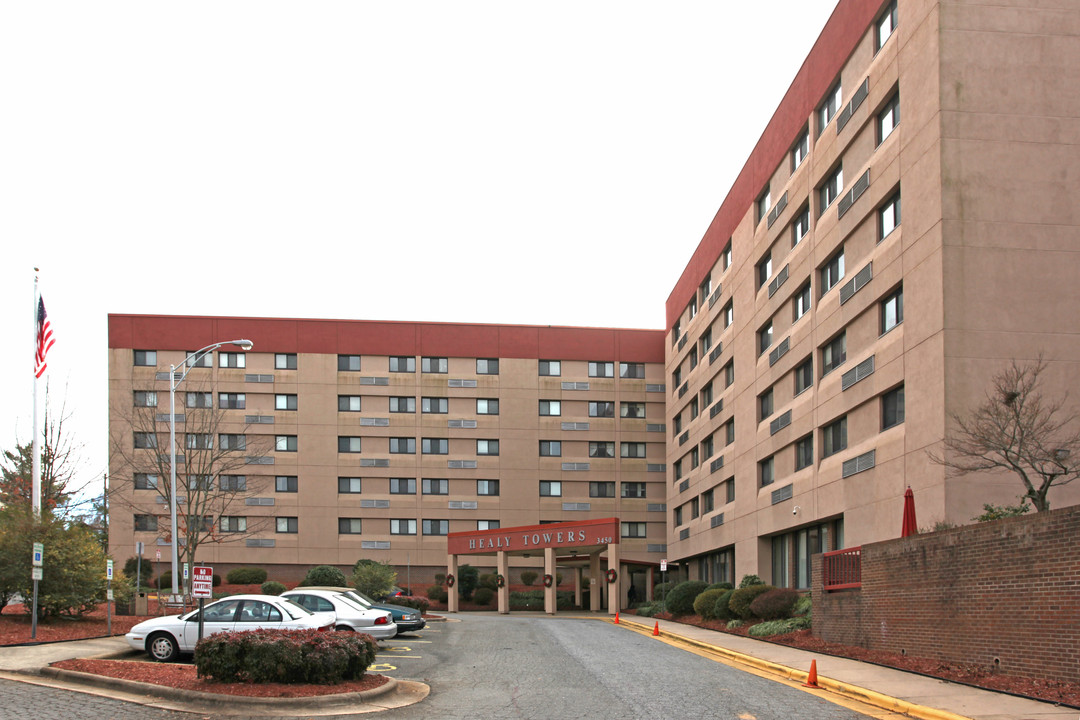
[281,589,397,639]
[125,594,336,662]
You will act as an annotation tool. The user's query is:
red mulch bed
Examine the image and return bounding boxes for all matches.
[50,658,388,698]
[639,611,1080,708]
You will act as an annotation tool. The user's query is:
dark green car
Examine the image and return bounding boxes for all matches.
[303,586,427,632]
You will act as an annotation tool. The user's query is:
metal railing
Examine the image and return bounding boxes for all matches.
[822,546,862,590]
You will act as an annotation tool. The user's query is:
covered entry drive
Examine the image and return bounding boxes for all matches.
[446,517,622,615]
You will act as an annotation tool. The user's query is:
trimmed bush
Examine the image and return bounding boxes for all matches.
[713,589,735,621]
[194,628,377,684]
[693,588,729,620]
[212,574,222,587]
[652,581,676,601]
[124,556,154,584]
[472,587,494,606]
[555,573,563,586]
[635,603,659,618]
[748,616,811,637]
[394,596,430,614]
[706,582,734,591]
[509,590,574,611]
[352,560,397,599]
[301,565,347,588]
[457,564,479,601]
[749,588,800,620]
[434,573,446,585]
[665,580,709,616]
[729,584,775,620]
[738,574,765,589]
[792,594,812,617]
[726,619,743,630]
[260,581,286,595]
[520,571,538,587]
[158,571,172,589]
[227,567,268,585]
[479,573,498,591]
[426,585,448,603]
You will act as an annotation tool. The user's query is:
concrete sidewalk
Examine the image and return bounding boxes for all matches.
[612,615,1076,720]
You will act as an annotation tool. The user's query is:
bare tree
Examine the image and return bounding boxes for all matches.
[929,357,1080,512]
[109,379,272,591]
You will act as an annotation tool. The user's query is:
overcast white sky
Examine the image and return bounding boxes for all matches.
[1,1,837,500]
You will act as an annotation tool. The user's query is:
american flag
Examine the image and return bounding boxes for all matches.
[35,297,55,378]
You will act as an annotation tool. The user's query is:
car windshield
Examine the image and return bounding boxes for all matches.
[342,590,373,608]
[280,598,313,620]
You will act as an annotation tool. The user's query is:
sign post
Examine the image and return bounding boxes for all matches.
[192,566,213,642]
[660,559,668,613]
[106,559,114,636]
[31,543,43,640]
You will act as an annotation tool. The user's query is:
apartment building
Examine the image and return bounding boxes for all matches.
[108,316,668,581]
[664,0,1080,588]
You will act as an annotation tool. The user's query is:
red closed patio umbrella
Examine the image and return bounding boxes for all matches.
[901,486,918,537]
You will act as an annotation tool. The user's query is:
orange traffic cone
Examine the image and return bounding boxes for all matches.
[802,659,821,688]
[614,611,620,624]
[652,621,660,636]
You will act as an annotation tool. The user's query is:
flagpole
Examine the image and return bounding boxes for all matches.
[32,269,41,518]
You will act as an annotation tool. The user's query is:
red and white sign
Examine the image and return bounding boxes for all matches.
[192,566,213,599]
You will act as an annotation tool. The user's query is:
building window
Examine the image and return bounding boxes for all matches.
[759,388,774,421]
[756,187,771,224]
[673,413,682,436]
[275,475,298,493]
[422,357,448,374]
[691,497,700,519]
[621,522,647,538]
[880,191,901,240]
[672,320,681,347]
[423,478,449,495]
[589,401,615,418]
[621,402,645,419]
[673,505,683,527]
[338,436,362,453]
[725,420,736,446]
[882,287,904,333]
[620,362,645,379]
[819,166,844,211]
[334,395,361,412]
[539,400,561,416]
[722,241,733,271]
[590,481,615,498]
[818,83,842,134]
[276,517,298,534]
[876,0,898,50]
[821,249,845,294]
[275,353,297,370]
[476,398,499,415]
[219,352,246,369]
[674,459,683,481]
[134,514,158,532]
[186,352,212,368]
[701,434,714,459]
[822,417,848,458]
[476,358,499,375]
[338,477,363,494]
[339,518,362,535]
[476,439,499,456]
[187,475,212,491]
[338,355,361,371]
[390,519,416,535]
[220,516,247,533]
[389,478,415,495]
[882,385,906,429]
[388,396,414,413]
[538,360,561,376]
[758,320,773,356]
[795,357,814,395]
[702,488,714,513]
[724,360,735,388]
[622,482,646,499]
[133,391,157,408]
[722,300,734,328]
[726,478,736,503]
[699,276,712,304]
[537,480,563,498]
[760,456,776,486]
[621,442,647,458]
[700,329,713,356]
[134,473,158,490]
[478,520,500,531]
[422,438,448,455]
[757,253,772,289]
[186,392,212,409]
[589,442,615,459]
[792,130,809,170]
[794,282,811,321]
[275,394,298,411]
[539,441,561,457]
[477,479,500,496]
[219,392,245,409]
[690,397,699,419]
[186,433,212,450]
[389,356,415,373]
[690,447,700,469]
[589,361,614,378]
[792,207,810,247]
[422,397,448,414]
[423,519,449,536]
[878,93,900,144]
[390,437,416,454]
[821,333,847,376]
[672,366,682,389]
[133,350,157,367]
[795,434,814,471]
[276,435,297,452]
[688,295,698,321]
[219,434,246,451]
[700,383,713,409]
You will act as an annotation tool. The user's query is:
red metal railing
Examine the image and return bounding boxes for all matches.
[823,546,862,590]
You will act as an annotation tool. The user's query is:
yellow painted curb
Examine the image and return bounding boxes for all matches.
[615,619,972,720]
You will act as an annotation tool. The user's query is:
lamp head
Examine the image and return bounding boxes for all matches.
[234,339,254,351]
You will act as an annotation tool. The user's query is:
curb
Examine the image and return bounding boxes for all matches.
[616,619,972,720]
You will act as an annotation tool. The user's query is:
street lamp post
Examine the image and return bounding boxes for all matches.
[167,339,253,598]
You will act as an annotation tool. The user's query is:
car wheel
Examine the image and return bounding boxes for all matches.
[334,625,354,632]
[147,632,180,662]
